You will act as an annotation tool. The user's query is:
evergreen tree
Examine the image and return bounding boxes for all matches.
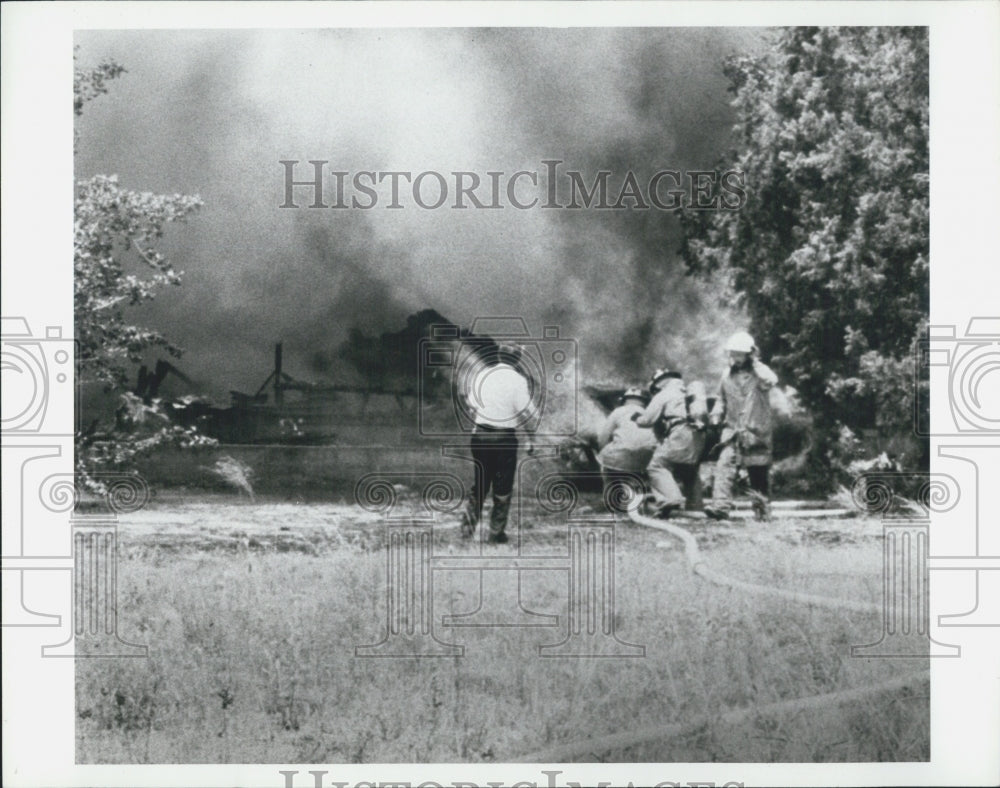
[682,27,929,472]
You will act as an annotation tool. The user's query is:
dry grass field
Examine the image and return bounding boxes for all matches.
[76,492,928,763]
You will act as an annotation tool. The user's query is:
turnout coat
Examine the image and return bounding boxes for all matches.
[711,359,779,467]
[635,378,706,466]
[596,401,658,473]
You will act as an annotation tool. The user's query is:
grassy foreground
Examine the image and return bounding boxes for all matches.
[77,500,927,763]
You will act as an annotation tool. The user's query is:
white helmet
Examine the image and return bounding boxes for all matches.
[725,331,756,354]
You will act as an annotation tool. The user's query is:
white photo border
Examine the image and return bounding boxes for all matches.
[2,2,999,786]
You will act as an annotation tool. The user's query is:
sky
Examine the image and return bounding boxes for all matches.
[75,28,771,399]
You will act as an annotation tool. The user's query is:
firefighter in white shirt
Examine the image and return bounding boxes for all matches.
[460,343,536,544]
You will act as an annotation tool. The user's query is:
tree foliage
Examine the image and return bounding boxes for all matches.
[75,57,213,486]
[73,57,126,119]
[75,174,202,389]
[681,27,929,470]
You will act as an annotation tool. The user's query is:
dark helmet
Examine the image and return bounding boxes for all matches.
[649,367,681,392]
[620,386,648,405]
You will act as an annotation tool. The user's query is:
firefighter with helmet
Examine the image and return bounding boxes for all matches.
[631,367,706,518]
[596,386,658,520]
[704,331,779,521]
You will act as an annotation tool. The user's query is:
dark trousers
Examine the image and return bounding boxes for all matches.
[465,426,518,537]
[671,463,704,510]
[747,466,769,497]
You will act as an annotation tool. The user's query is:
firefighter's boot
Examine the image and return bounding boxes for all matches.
[750,491,770,522]
[488,493,512,544]
[460,497,479,539]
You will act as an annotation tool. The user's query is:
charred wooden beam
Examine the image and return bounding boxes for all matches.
[274,342,283,407]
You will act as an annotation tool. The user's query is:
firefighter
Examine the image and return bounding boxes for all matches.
[704,331,779,521]
[632,368,705,518]
[596,387,658,520]
[677,378,709,510]
[460,343,536,544]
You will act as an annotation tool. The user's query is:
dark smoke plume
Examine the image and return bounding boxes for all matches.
[75,28,771,405]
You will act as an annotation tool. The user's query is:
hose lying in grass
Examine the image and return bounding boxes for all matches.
[515,669,928,763]
[511,506,914,762]
[628,508,881,615]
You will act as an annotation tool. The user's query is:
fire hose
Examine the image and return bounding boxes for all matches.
[516,669,928,762]
[511,502,925,762]
[627,507,881,615]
